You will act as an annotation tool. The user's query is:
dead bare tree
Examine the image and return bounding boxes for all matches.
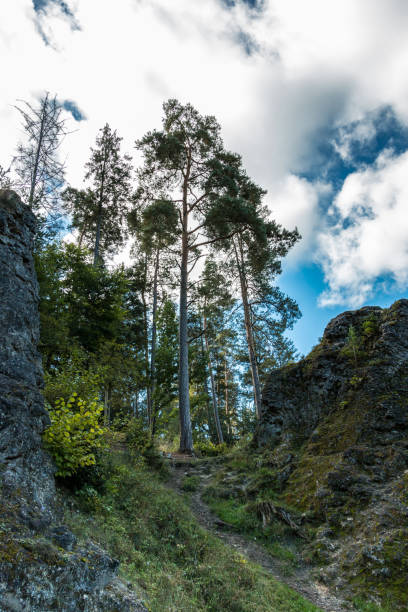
[14,93,67,212]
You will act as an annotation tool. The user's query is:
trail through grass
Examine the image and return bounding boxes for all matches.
[63,450,322,612]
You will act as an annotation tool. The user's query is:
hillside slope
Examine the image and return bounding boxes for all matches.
[255,300,408,607]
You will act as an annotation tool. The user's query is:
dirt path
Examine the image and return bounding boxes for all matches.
[166,457,350,612]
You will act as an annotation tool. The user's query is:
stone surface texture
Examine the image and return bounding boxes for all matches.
[0,190,147,612]
[256,300,408,607]
[0,189,55,521]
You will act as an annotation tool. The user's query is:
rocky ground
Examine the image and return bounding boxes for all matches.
[255,299,408,609]
[167,455,350,612]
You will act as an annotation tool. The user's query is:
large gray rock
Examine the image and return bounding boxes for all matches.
[257,301,408,448]
[0,189,55,523]
[0,190,148,612]
[255,300,408,607]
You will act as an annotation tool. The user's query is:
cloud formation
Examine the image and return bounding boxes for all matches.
[32,0,80,46]
[1,0,408,307]
[318,150,408,307]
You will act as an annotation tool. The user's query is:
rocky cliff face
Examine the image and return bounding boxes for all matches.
[0,189,55,525]
[0,191,147,612]
[256,300,408,607]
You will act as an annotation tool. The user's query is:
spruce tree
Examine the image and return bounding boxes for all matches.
[64,124,132,265]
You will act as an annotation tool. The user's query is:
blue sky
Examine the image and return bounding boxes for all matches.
[1,0,408,355]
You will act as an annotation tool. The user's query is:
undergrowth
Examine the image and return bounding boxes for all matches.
[203,493,300,574]
[62,448,321,612]
[352,597,393,612]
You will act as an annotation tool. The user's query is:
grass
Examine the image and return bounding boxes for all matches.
[202,493,300,575]
[352,598,393,612]
[62,449,321,612]
[181,475,201,492]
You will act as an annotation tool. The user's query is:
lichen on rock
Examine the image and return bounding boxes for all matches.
[256,300,408,608]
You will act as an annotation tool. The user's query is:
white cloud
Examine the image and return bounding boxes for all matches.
[318,150,408,307]
[267,175,330,265]
[1,0,408,307]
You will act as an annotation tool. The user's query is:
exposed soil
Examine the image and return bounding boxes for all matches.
[166,456,351,612]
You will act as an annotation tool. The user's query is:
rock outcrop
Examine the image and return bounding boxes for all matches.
[0,191,147,612]
[0,189,55,524]
[256,300,408,608]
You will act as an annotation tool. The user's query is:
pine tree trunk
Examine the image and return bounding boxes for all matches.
[93,202,103,265]
[233,236,263,419]
[93,150,107,266]
[104,387,109,427]
[141,253,151,426]
[178,162,193,454]
[29,95,47,209]
[201,334,215,442]
[149,248,159,435]
[224,356,231,437]
[204,314,224,444]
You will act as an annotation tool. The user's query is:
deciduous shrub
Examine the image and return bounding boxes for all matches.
[195,440,228,456]
[43,394,107,477]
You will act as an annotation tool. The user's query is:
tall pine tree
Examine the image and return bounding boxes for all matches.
[64,124,132,265]
[136,99,269,453]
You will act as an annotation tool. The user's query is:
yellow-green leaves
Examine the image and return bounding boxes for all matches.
[43,395,107,478]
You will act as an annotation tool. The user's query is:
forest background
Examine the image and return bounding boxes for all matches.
[1,94,302,456]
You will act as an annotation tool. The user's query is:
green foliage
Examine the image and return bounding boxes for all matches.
[349,375,363,387]
[195,441,228,457]
[203,484,301,569]
[63,123,132,263]
[352,598,392,612]
[125,418,169,476]
[125,418,151,454]
[43,347,102,407]
[64,450,320,612]
[36,241,129,359]
[181,475,201,492]
[43,394,107,477]
[341,325,362,366]
[361,313,379,338]
[151,301,179,432]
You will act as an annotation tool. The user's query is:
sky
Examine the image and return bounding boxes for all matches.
[1,0,408,354]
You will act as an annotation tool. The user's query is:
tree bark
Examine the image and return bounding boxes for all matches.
[104,387,110,427]
[141,253,151,426]
[224,356,232,437]
[203,313,224,444]
[178,158,193,454]
[93,149,107,266]
[93,201,103,265]
[233,236,263,420]
[28,95,47,209]
[149,248,160,434]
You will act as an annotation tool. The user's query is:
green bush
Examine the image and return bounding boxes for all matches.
[43,348,103,407]
[125,418,168,477]
[181,475,201,491]
[125,417,151,454]
[195,440,228,457]
[361,313,379,338]
[43,394,107,477]
[340,325,362,366]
